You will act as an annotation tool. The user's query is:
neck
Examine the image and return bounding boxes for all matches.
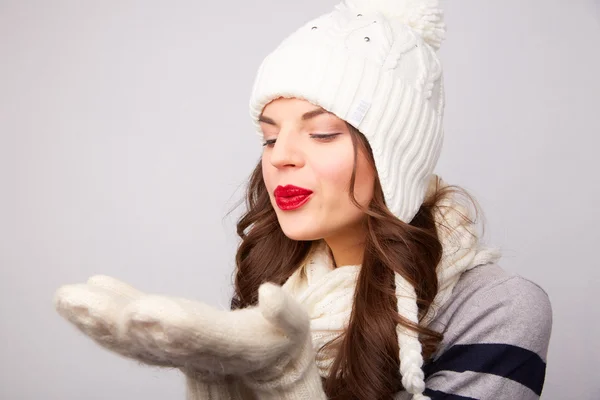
[323,225,366,268]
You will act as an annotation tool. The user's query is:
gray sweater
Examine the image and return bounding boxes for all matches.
[395,263,553,399]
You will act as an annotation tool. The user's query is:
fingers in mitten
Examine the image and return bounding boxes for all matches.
[122,295,269,372]
[122,295,284,375]
[121,295,218,362]
[257,283,309,342]
[54,284,125,342]
[54,284,181,367]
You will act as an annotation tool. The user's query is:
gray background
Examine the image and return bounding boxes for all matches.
[1,0,599,399]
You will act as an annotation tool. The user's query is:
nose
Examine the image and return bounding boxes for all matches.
[268,131,304,169]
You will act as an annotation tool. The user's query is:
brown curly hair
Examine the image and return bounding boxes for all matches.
[230,124,483,399]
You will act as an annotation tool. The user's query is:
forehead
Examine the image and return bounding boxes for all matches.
[260,98,340,123]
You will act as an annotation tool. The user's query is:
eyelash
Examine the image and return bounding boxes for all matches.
[262,133,342,147]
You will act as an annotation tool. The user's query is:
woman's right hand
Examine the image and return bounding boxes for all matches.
[53,275,317,380]
[54,275,180,367]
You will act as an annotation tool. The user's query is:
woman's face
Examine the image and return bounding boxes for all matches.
[260,97,375,242]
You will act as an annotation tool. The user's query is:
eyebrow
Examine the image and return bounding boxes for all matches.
[258,108,333,125]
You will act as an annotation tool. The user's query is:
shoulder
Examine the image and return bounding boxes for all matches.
[420,264,553,399]
[432,263,553,359]
[455,263,551,309]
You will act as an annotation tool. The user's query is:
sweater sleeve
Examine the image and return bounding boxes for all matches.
[185,375,257,400]
[419,274,553,400]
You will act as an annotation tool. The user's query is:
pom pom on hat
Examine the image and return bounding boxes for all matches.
[340,0,446,50]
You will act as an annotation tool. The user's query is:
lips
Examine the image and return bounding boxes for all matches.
[274,185,313,211]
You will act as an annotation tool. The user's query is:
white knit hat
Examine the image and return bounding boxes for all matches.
[249,0,447,398]
[250,0,446,224]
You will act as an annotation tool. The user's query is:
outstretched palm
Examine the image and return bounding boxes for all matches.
[54,275,311,378]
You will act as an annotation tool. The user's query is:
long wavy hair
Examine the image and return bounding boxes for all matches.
[230,124,484,399]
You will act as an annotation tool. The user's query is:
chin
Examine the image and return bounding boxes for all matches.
[280,227,322,242]
[278,220,323,242]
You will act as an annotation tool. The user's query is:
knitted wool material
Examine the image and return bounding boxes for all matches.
[248,1,470,396]
[281,177,502,399]
[185,376,246,400]
[249,0,445,224]
[185,176,503,400]
[54,278,328,400]
[53,180,501,400]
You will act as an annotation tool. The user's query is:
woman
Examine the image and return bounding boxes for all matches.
[54,0,552,399]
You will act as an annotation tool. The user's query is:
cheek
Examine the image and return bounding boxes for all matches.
[312,157,353,195]
[261,156,275,191]
[261,156,280,209]
[312,149,374,207]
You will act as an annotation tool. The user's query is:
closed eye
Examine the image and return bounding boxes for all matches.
[310,133,342,141]
[262,133,341,147]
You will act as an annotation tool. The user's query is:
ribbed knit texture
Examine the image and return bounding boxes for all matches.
[249,0,445,224]
[185,376,246,400]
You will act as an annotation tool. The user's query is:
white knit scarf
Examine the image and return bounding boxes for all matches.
[281,178,502,400]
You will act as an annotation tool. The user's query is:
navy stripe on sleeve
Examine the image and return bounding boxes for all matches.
[422,343,546,395]
[423,388,478,400]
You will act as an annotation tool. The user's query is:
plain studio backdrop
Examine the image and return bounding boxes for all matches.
[1,0,599,399]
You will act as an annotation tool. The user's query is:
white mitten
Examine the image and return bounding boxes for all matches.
[54,275,173,366]
[238,284,327,400]
[54,276,327,399]
[117,281,327,399]
[54,275,245,399]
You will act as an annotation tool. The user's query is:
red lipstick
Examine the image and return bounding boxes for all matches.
[274,185,313,211]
